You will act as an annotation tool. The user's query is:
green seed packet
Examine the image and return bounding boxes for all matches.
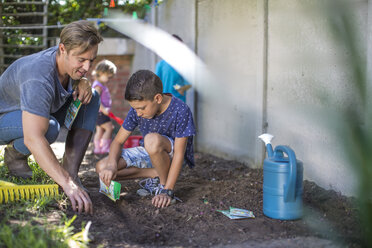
[64,99,82,130]
[99,178,121,201]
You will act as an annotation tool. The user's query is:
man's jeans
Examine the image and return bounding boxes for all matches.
[0,90,100,155]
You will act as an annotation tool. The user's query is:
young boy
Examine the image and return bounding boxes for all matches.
[96,70,195,208]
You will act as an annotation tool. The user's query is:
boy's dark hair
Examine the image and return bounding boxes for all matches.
[125,70,163,101]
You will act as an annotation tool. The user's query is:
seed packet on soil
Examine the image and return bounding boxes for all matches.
[64,99,82,130]
[229,207,255,218]
[217,207,255,219]
[217,210,247,219]
[99,178,121,201]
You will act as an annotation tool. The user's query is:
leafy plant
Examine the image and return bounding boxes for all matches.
[47,0,158,25]
[0,213,90,248]
[0,156,55,185]
[1,0,163,72]
[0,149,89,246]
[314,0,372,246]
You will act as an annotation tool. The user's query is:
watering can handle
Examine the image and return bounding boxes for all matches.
[274,145,297,202]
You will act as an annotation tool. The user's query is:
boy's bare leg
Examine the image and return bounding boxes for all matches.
[115,162,157,180]
[96,156,158,180]
[96,132,171,183]
[143,133,172,185]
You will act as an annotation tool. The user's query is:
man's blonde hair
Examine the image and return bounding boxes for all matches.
[59,20,103,55]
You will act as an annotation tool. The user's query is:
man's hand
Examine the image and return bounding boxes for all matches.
[62,178,93,214]
[99,167,117,187]
[72,77,92,104]
[152,194,172,208]
[22,111,93,214]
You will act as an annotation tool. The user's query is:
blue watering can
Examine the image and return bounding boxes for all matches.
[259,133,303,220]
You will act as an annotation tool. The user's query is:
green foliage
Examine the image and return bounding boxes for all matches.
[1,9,20,26]
[0,223,60,248]
[0,149,88,247]
[0,155,55,185]
[0,221,67,248]
[48,0,104,26]
[318,1,372,246]
[0,195,62,218]
[0,150,65,210]
[0,213,90,248]
[2,0,160,27]
[48,0,156,25]
[1,0,162,70]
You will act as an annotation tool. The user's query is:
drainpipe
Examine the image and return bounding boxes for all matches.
[193,0,199,150]
[367,1,372,122]
[255,0,269,168]
[151,4,158,71]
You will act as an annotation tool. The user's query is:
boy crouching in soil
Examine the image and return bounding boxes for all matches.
[96,70,196,208]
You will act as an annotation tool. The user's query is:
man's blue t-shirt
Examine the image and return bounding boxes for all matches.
[155,60,190,103]
[122,95,196,168]
[0,46,72,118]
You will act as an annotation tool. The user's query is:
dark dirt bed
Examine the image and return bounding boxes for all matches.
[67,148,362,248]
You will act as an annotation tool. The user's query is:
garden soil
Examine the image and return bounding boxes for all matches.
[65,143,363,248]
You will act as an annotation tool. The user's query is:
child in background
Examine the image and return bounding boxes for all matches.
[96,70,196,208]
[92,60,117,154]
[155,34,192,103]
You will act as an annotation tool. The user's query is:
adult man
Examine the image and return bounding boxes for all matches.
[0,20,103,214]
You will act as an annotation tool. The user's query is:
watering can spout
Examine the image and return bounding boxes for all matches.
[258,133,274,158]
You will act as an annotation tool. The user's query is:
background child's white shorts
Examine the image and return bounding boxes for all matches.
[121,135,174,169]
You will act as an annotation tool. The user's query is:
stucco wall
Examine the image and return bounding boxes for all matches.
[195,0,260,164]
[132,0,368,196]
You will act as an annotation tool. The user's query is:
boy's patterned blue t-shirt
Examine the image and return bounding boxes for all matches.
[122,95,196,168]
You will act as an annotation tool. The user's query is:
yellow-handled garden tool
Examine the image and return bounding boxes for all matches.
[0,180,59,203]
